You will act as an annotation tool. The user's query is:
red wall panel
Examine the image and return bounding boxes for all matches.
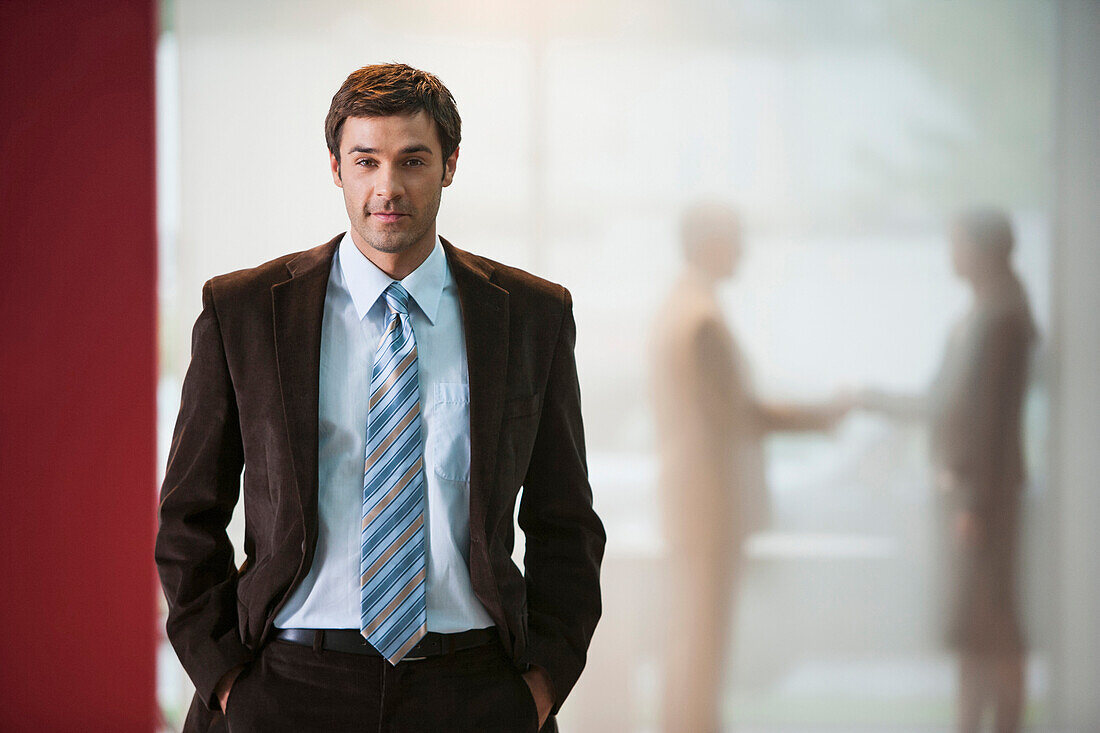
[0,1,158,730]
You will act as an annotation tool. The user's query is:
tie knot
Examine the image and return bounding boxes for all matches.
[383,282,411,316]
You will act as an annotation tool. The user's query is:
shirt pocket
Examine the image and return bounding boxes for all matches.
[428,382,472,483]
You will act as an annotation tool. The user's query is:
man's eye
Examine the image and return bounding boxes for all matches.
[405,159,425,166]
[356,159,377,167]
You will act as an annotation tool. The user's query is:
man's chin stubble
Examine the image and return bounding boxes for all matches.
[362,230,423,256]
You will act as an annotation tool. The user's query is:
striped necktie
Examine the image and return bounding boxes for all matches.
[360,281,427,664]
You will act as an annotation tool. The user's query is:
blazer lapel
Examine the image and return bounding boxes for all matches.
[271,234,340,537]
[442,238,509,542]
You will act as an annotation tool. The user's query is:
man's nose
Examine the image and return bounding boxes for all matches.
[374,163,405,200]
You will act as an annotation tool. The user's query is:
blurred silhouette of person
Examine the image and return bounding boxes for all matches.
[858,207,1036,733]
[649,202,849,733]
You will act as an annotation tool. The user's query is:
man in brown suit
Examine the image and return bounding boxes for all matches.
[155,64,604,732]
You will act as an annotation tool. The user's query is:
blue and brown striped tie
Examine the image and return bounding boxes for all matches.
[360,282,427,664]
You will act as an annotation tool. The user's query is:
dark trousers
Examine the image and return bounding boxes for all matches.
[184,637,545,733]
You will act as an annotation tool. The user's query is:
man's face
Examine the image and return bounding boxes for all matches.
[692,226,742,281]
[330,111,458,259]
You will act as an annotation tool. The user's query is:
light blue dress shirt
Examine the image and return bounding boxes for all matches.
[275,234,495,633]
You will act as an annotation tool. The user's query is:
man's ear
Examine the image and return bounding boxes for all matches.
[442,146,459,187]
[329,151,343,187]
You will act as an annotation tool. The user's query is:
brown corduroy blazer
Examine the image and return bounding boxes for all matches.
[155,234,605,726]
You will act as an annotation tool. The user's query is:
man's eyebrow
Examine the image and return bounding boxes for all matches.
[347,145,435,156]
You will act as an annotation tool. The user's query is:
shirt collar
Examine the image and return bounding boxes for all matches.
[338,233,447,324]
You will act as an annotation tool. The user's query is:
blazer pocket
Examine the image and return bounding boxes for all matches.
[502,392,541,420]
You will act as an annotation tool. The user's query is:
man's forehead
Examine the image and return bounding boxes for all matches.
[341,111,440,151]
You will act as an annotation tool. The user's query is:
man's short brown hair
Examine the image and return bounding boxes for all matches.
[325,63,461,165]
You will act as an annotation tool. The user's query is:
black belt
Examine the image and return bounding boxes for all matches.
[274,626,497,661]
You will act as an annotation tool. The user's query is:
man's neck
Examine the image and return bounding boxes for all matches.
[349,227,437,280]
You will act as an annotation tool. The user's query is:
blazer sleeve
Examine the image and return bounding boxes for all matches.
[154,279,253,710]
[516,287,606,714]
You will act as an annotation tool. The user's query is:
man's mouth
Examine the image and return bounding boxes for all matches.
[370,212,408,223]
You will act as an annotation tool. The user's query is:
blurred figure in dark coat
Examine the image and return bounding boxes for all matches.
[859,207,1036,733]
[650,202,848,733]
